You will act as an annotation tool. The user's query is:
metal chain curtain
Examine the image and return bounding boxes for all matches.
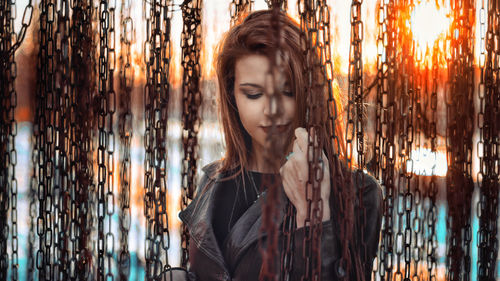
[0,0,33,279]
[180,0,203,268]
[477,1,499,280]
[0,1,499,281]
[118,0,134,279]
[143,0,172,278]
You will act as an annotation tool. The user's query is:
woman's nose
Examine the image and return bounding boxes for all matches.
[263,95,279,117]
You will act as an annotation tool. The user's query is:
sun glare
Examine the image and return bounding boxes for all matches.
[411,1,451,50]
[407,148,448,177]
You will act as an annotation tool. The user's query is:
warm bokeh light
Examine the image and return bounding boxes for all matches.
[407,147,448,177]
[411,1,451,50]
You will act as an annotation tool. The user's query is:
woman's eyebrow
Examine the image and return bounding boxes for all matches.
[239,83,263,89]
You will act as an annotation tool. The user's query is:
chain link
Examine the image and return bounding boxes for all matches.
[259,6,285,281]
[118,0,134,279]
[0,0,22,278]
[229,0,253,26]
[296,0,335,279]
[143,0,172,278]
[54,0,71,278]
[97,1,112,279]
[35,1,57,280]
[265,0,286,11]
[348,1,371,278]
[477,0,499,280]
[377,0,396,279]
[426,39,439,281]
[180,0,203,269]
[445,1,475,280]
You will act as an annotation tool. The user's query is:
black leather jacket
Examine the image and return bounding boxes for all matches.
[177,162,383,281]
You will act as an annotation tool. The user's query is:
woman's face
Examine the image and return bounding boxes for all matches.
[234,54,297,154]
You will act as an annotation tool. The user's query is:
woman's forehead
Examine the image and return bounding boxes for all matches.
[234,54,290,89]
[234,55,269,84]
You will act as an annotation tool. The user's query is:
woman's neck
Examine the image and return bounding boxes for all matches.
[248,143,281,173]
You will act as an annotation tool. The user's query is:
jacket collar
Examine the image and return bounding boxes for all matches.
[179,162,287,271]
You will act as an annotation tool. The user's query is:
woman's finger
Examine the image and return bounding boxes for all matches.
[292,139,302,155]
[294,127,308,152]
[281,167,297,202]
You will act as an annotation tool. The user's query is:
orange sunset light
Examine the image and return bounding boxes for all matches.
[411,1,451,50]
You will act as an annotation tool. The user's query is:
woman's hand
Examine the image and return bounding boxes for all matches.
[279,127,331,228]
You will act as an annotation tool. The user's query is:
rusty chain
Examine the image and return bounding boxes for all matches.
[413,31,423,281]
[180,0,203,269]
[54,0,71,278]
[5,1,34,53]
[108,0,117,279]
[96,0,116,279]
[377,0,396,280]
[0,0,20,279]
[118,0,134,279]
[258,6,285,281]
[296,0,334,279]
[36,1,57,281]
[426,40,439,281]
[348,1,370,279]
[265,0,286,11]
[144,0,172,278]
[230,0,253,26]
[397,2,414,281]
[477,0,499,280]
[446,1,475,280]
[70,1,95,280]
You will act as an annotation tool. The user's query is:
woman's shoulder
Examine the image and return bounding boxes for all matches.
[201,160,222,179]
[350,170,383,209]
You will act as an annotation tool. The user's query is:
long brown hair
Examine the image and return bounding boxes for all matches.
[216,10,345,176]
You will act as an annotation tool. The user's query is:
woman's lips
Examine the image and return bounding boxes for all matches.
[260,124,290,134]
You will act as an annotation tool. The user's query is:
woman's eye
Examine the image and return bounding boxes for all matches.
[244,92,263,99]
[283,90,293,97]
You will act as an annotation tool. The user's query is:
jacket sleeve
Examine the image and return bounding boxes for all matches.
[359,175,383,281]
[291,220,338,280]
[290,173,383,281]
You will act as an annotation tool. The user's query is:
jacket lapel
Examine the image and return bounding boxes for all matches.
[223,188,287,270]
[178,169,229,271]
[179,162,288,273]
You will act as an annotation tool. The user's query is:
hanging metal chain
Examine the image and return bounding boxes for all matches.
[445,1,475,280]
[397,2,414,281]
[230,0,253,26]
[347,1,371,278]
[118,0,134,279]
[53,1,71,279]
[265,0,286,11]
[377,0,396,279]
[28,129,38,281]
[425,40,439,281]
[281,1,340,280]
[107,1,117,279]
[477,0,499,280]
[5,0,34,53]
[144,0,172,278]
[0,0,17,279]
[296,0,332,279]
[96,0,115,279]
[412,36,424,281]
[180,0,202,269]
[258,6,285,281]
[68,1,95,280]
[35,1,57,280]
[347,0,363,171]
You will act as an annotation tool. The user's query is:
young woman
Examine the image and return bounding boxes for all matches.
[176,9,383,281]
